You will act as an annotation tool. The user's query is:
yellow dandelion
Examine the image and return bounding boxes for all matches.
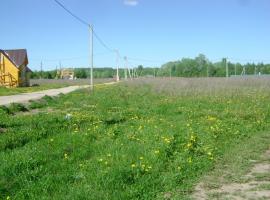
[131,164,136,168]
[187,143,192,148]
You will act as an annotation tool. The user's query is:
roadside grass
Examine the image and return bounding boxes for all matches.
[0,84,68,96]
[1,78,270,199]
[190,131,270,198]
[0,78,114,96]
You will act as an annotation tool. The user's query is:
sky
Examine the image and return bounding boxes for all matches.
[1,0,270,71]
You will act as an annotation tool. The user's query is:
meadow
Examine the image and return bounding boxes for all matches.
[1,77,270,199]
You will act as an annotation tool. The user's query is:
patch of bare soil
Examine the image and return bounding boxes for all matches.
[0,127,7,134]
[193,149,270,200]
[15,108,56,116]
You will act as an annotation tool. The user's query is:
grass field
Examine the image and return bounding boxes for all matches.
[1,77,270,199]
[0,78,114,96]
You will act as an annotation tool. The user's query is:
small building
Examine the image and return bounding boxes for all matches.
[57,68,75,80]
[0,49,31,87]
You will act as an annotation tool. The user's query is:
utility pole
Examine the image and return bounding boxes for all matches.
[115,50,120,82]
[225,58,229,78]
[206,62,209,77]
[241,66,246,76]
[40,61,43,79]
[89,25,94,91]
[124,56,127,80]
[59,61,62,70]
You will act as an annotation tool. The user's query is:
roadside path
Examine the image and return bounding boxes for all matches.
[193,149,270,199]
[0,82,117,106]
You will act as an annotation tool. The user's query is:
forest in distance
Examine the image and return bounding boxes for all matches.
[30,54,270,79]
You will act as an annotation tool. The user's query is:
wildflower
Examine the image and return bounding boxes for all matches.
[190,135,196,142]
[104,161,108,165]
[164,138,171,144]
[107,153,111,157]
[154,150,160,154]
[131,164,136,168]
[6,196,10,200]
[177,166,181,170]
[188,157,192,164]
[139,156,144,160]
[65,113,72,120]
[64,153,68,159]
[50,138,54,142]
[98,158,103,162]
[186,142,192,148]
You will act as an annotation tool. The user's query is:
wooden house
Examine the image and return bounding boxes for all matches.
[57,68,75,80]
[0,49,31,87]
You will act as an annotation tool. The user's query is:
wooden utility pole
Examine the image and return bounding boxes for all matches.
[124,56,127,80]
[225,58,229,78]
[40,61,43,79]
[115,50,120,82]
[89,25,94,90]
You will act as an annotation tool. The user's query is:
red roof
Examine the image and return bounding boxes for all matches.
[0,49,31,72]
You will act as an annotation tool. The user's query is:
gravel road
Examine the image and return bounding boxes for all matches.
[0,85,90,106]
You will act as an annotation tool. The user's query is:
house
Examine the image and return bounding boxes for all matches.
[0,49,31,87]
[57,68,75,80]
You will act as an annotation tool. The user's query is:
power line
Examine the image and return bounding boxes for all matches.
[54,0,89,27]
[31,52,114,62]
[126,57,166,63]
[54,0,115,53]
[93,30,115,52]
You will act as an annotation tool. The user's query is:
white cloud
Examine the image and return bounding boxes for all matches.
[124,0,138,6]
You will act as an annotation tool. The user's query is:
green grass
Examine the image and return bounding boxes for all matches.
[1,79,270,199]
[0,78,113,96]
[0,84,69,96]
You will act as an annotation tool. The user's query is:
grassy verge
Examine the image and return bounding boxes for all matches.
[0,78,114,96]
[0,84,68,96]
[190,130,270,199]
[1,78,270,199]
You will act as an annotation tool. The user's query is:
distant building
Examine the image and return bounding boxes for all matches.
[57,68,75,80]
[0,49,31,87]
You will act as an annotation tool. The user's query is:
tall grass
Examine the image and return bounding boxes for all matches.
[1,77,270,199]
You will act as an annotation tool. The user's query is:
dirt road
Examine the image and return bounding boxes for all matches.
[0,85,90,106]
[193,149,270,199]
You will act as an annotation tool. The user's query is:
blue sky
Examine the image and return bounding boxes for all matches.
[1,0,270,70]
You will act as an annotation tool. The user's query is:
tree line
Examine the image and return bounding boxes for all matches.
[157,54,270,77]
[30,54,270,79]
